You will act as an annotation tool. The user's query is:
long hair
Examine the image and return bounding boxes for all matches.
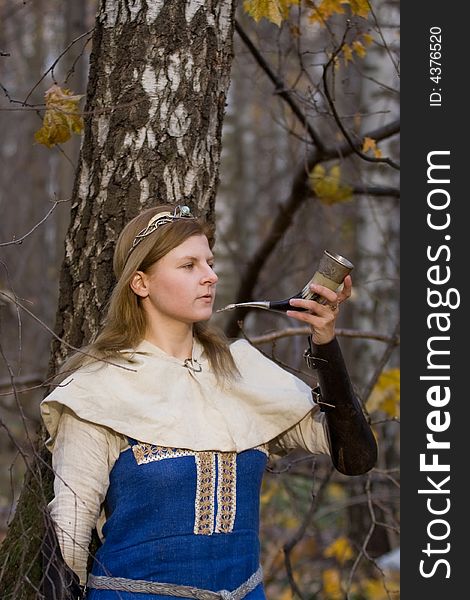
[58,204,238,382]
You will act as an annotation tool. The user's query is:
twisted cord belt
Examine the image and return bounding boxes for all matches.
[87,565,263,599]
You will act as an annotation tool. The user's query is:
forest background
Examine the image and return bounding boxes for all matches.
[0,0,400,598]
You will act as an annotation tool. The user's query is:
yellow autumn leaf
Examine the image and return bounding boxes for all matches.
[309,0,345,24]
[362,32,374,45]
[309,164,353,205]
[341,36,370,66]
[352,39,367,58]
[309,0,370,25]
[342,44,354,65]
[362,136,378,154]
[367,368,400,417]
[324,536,354,565]
[348,0,370,18]
[380,394,399,417]
[34,84,84,148]
[360,577,389,600]
[322,568,343,600]
[243,0,299,27]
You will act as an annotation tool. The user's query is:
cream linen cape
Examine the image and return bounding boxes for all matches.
[41,338,326,453]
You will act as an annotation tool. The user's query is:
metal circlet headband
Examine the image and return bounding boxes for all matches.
[126,205,195,260]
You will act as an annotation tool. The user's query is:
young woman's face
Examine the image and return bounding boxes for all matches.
[135,234,218,326]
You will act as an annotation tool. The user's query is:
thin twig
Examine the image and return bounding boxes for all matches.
[0,81,37,107]
[0,291,138,375]
[234,20,326,152]
[0,200,68,247]
[346,475,376,596]
[0,373,44,389]
[0,97,145,116]
[23,28,95,104]
[367,0,400,75]
[0,341,38,453]
[361,320,400,403]
[249,326,400,346]
[322,44,400,170]
[283,465,334,599]
[352,185,399,198]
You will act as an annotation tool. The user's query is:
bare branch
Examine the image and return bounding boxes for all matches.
[361,320,400,403]
[23,28,94,104]
[0,97,146,116]
[322,45,400,170]
[346,475,399,599]
[0,200,69,247]
[0,292,138,376]
[283,465,334,599]
[367,0,400,76]
[345,475,376,596]
[0,340,37,454]
[234,20,326,152]
[249,326,400,346]
[352,185,399,198]
[0,81,38,108]
[0,373,44,390]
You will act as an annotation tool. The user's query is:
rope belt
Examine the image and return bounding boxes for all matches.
[87,565,263,600]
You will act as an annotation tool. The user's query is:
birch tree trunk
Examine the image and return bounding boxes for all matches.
[53,0,236,361]
[0,1,235,596]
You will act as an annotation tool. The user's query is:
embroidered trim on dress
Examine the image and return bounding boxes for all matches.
[194,452,216,535]
[215,452,237,533]
[132,443,195,465]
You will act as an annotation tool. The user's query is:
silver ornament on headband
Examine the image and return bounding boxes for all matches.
[127,205,195,257]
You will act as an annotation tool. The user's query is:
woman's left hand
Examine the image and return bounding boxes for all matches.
[286,275,352,345]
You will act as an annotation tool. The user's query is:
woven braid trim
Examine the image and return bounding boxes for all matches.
[87,565,263,599]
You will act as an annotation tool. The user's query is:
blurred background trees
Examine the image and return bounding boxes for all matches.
[0,0,399,598]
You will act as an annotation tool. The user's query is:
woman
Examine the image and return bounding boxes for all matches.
[41,204,377,599]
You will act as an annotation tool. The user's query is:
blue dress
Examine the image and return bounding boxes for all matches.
[85,440,269,599]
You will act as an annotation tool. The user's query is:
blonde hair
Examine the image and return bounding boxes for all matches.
[58,204,238,382]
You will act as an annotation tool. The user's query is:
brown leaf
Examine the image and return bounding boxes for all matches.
[34,84,84,148]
